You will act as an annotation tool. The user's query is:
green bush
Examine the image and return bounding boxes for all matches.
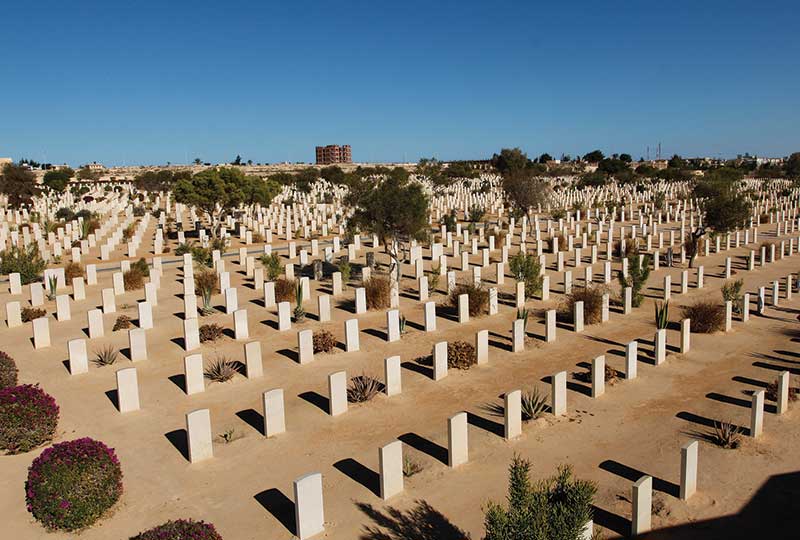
[259,253,283,280]
[25,437,123,531]
[130,519,223,540]
[0,351,18,388]
[509,252,543,297]
[0,245,46,285]
[721,279,744,314]
[618,254,650,307]
[484,456,596,540]
[0,384,59,454]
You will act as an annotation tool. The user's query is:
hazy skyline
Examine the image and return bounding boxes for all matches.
[1,0,798,166]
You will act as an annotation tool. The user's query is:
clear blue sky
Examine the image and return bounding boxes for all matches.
[1,0,798,167]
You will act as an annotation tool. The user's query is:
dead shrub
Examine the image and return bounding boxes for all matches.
[313,330,337,354]
[447,341,476,370]
[112,315,132,331]
[765,379,799,402]
[558,286,605,324]
[364,276,391,310]
[347,373,382,403]
[682,300,724,333]
[448,283,488,317]
[64,262,84,281]
[710,420,742,449]
[22,307,47,322]
[274,278,296,303]
[123,269,145,290]
[199,323,225,343]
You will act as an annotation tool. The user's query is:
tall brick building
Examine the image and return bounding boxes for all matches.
[315,144,352,165]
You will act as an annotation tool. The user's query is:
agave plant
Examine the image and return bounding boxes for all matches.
[654,300,669,330]
[711,420,742,449]
[521,387,548,421]
[93,345,118,366]
[347,373,382,402]
[293,281,305,321]
[204,357,237,383]
[46,275,58,301]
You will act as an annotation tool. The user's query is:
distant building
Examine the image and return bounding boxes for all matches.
[84,161,105,171]
[315,145,352,165]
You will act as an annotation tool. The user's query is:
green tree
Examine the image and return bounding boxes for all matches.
[509,252,543,297]
[42,168,74,193]
[0,164,39,206]
[484,455,596,540]
[346,175,429,285]
[785,152,800,178]
[0,245,47,284]
[193,158,202,165]
[538,153,553,163]
[174,167,257,233]
[668,154,686,168]
[492,148,530,174]
[320,165,345,184]
[242,175,281,207]
[501,169,550,217]
[582,150,604,163]
[619,153,633,163]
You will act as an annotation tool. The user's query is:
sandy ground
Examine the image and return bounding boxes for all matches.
[1,217,799,540]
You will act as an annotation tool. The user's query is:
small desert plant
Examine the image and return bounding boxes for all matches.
[364,276,391,310]
[93,345,119,366]
[558,286,605,324]
[619,254,651,307]
[260,253,283,280]
[112,315,132,331]
[123,268,145,290]
[337,259,352,282]
[399,314,407,334]
[347,373,382,402]
[0,351,18,389]
[130,519,223,540]
[509,251,543,297]
[195,269,218,315]
[204,357,237,383]
[25,437,123,531]
[402,456,424,477]
[721,279,744,314]
[293,281,306,321]
[217,428,239,444]
[427,266,441,293]
[0,245,47,285]
[131,257,150,277]
[274,278,296,303]
[447,340,477,370]
[516,307,530,333]
[521,388,548,421]
[654,300,669,329]
[0,384,60,454]
[64,262,84,281]
[449,282,489,317]
[21,306,47,323]
[682,300,725,333]
[47,275,58,300]
[710,420,742,449]
[199,323,225,343]
[313,330,337,353]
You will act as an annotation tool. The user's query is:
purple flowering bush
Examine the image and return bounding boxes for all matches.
[0,384,59,453]
[0,351,18,388]
[131,518,223,539]
[26,437,123,531]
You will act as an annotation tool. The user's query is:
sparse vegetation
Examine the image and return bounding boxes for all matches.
[22,307,47,323]
[449,282,489,317]
[402,456,424,477]
[364,276,391,309]
[447,340,477,370]
[113,315,132,331]
[558,286,605,324]
[274,278,296,303]
[199,323,225,343]
[682,300,725,333]
[313,330,337,353]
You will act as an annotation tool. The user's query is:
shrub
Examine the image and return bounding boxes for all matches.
[558,286,605,324]
[710,420,742,449]
[94,346,119,367]
[766,378,799,403]
[364,276,391,310]
[618,253,650,307]
[347,373,382,402]
[64,262,84,281]
[131,258,150,277]
[449,282,489,317]
[521,388,547,421]
[199,324,225,343]
[175,242,212,267]
[25,437,123,531]
[204,357,237,383]
[721,279,744,314]
[0,384,59,454]
[113,315,132,331]
[0,245,47,285]
[123,269,145,290]
[448,341,476,370]
[22,307,47,322]
[337,259,352,282]
[130,519,223,540]
[0,351,18,388]
[682,300,724,333]
[195,269,218,314]
[313,330,337,353]
[274,278,296,303]
[260,253,283,281]
[426,267,441,293]
[402,457,424,477]
[484,457,596,540]
[509,252,543,297]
